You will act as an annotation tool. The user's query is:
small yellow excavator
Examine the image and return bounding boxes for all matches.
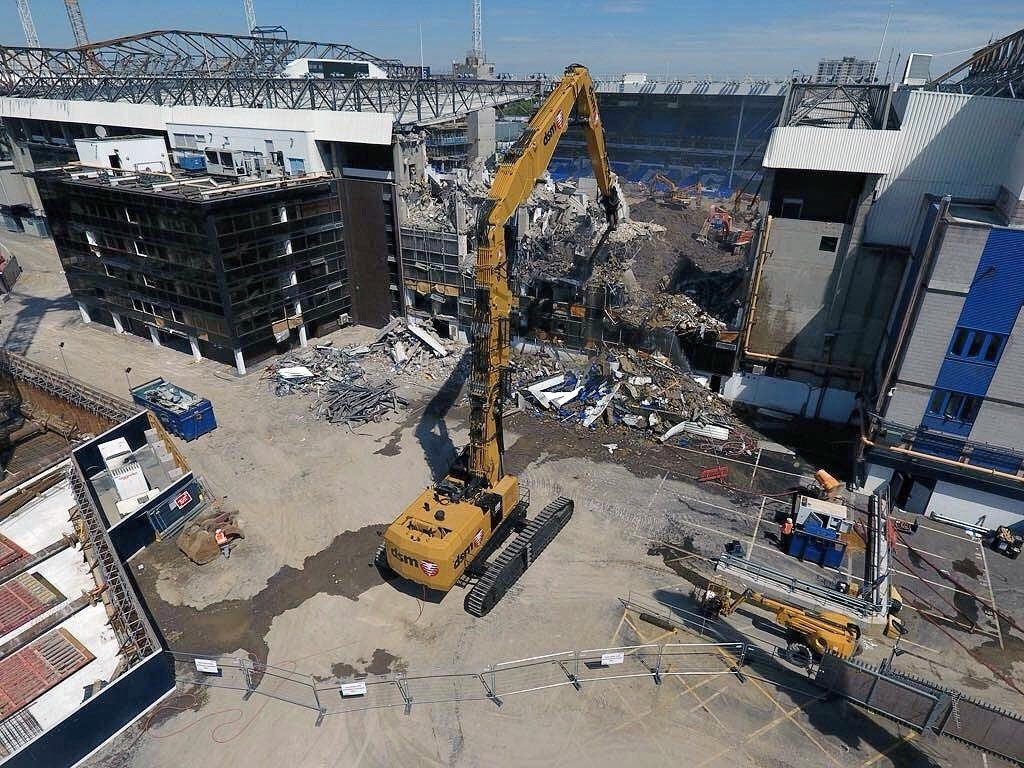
[698,586,861,664]
[378,65,624,616]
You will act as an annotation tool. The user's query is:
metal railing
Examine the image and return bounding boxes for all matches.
[167,639,746,726]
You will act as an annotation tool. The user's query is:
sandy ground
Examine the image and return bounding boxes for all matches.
[0,230,1014,767]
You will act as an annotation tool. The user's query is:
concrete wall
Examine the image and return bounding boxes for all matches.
[74,136,168,173]
[0,162,32,208]
[883,382,932,427]
[927,480,1024,529]
[747,217,847,359]
[984,303,1024,403]
[970,400,1024,453]
[887,219,989,427]
[467,107,495,165]
[722,370,856,423]
[893,291,962,389]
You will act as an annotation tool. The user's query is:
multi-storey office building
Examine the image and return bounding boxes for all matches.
[33,167,403,374]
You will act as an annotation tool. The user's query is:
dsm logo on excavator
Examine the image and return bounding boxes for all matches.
[542,110,564,146]
[453,529,485,570]
[390,546,418,569]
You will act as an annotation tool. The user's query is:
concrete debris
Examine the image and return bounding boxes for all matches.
[405,320,449,357]
[512,348,753,454]
[263,317,467,426]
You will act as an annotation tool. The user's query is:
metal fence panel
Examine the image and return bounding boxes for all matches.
[939,695,1024,765]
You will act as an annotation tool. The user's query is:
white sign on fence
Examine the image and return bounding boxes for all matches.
[194,658,220,675]
[600,652,625,666]
[340,682,368,697]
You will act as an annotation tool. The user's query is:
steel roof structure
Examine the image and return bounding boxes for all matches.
[0,30,539,126]
[779,82,894,130]
[928,27,1024,99]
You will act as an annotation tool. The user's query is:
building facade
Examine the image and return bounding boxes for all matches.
[743,80,1024,526]
[867,201,1024,527]
[33,167,404,374]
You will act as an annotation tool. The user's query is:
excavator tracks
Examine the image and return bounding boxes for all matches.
[465,496,573,617]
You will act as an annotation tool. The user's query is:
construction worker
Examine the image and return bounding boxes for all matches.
[215,528,230,559]
[780,517,794,551]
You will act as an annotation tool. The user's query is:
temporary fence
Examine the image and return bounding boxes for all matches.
[167,640,747,726]
[817,653,1024,766]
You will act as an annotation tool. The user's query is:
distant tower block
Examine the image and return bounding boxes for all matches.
[64,0,89,47]
[17,0,40,47]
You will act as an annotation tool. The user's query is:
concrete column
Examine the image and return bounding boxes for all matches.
[298,324,308,347]
[148,326,161,347]
[77,301,92,324]
[110,311,124,334]
[189,335,202,362]
[233,347,247,376]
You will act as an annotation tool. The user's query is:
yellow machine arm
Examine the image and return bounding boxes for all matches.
[469,64,623,487]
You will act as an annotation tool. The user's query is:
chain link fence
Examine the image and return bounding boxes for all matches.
[168,640,747,725]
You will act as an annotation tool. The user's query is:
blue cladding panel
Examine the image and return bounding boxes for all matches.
[969,448,1023,474]
[934,359,996,397]
[957,228,1024,334]
[913,431,966,458]
[917,227,1024,455]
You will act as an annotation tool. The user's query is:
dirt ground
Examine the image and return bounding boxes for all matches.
[624,198,748,319]
[1,230,1016,768]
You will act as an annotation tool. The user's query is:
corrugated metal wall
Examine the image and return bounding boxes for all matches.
[867,92,1024,247]
[763,127,897,174]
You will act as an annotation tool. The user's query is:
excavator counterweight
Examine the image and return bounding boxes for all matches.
[380,65,624,616]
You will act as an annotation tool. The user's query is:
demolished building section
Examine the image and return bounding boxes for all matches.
[399,168,744,367]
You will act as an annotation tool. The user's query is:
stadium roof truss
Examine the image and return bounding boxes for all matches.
[0,30,539,125]
[927,27,1024,99]
[779,82,894,129]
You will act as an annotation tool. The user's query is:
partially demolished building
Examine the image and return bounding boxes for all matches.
[737,30,1024,528]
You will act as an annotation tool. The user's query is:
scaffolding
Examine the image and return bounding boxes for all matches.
[0,350,140,425]
[69,466,158,663]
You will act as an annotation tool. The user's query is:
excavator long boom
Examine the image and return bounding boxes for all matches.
[468,64,623,486]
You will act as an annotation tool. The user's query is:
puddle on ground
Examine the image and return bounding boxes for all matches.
[951,557,982,580]
[326,648,406,680]
[137,524,388,664]
[647,535,703,580]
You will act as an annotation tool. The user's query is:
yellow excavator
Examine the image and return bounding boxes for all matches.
[378,65,624,616]
[699,586,861,664]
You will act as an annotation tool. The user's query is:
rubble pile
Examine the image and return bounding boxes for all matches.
[512,349,754,456]
[263,318,467,426]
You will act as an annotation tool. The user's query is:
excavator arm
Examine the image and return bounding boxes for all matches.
[380,64,622,609]
[468,64,623,486]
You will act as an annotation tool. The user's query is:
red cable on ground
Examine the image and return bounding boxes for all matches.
[897,584,1024,697]
[897,530,1024,637]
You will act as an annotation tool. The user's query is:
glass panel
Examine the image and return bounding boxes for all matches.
[944,393,963,420]
[984,335,1002,362]
[927,390,945,414]
[967,332,984,358]
[950,328,969,356]
[961,397,981,424]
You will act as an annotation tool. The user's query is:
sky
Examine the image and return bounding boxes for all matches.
[0,0,1019,79]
